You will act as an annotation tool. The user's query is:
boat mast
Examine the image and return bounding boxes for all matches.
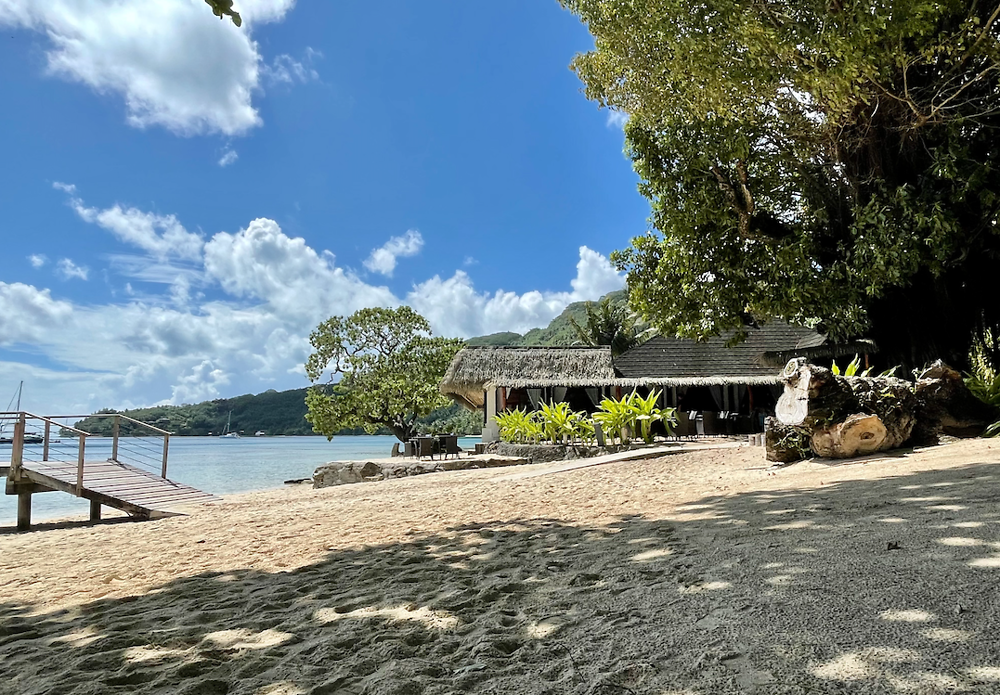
[15,381,22,411]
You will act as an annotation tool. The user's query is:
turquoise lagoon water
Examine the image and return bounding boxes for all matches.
[0,435,481,526]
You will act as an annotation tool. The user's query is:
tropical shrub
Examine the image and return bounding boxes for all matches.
[495,408,543,444]
[966,357,1000,438]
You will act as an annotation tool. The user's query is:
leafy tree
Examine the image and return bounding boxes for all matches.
[568,296,645,355]
[305,307,463,442]
[559,0,1000,370]
[205,0,241,27]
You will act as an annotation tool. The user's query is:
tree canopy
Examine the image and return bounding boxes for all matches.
[305,307,463,442]
[568,296,645,355]
[560,0,1000,370]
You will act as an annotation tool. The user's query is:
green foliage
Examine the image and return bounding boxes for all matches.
[537,401,582,444]
[205,0,241,27]
[568,296,645,356]
[416,403,482,436]
[560,0,1000,369]
[74,389,317,436]
[831,355,873,378]
[305,307,463,442]
[965,349,1000,437]
[495,408,543,444]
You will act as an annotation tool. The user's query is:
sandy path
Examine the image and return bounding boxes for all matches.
[2,439,1000,694]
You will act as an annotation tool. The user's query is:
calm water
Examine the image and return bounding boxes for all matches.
[0,435,481,525]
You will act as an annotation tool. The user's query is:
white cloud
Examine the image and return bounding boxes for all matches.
[63,188,205,261]
[218,148,239,167]
[0,283,74,344]
[56,258,89,281]
[406,246,625,337]
[364,230,424,277]
[0,0,298,136]
[28,254,48,268]
[570,245,626,299]
[263,49,321,85]
[606,110,629,129]
[1,205,625,412]
[52,181,76,194]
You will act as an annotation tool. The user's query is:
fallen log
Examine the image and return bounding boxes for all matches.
[767,357,988,462]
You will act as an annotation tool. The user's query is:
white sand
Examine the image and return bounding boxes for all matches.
[2,439,1000,694]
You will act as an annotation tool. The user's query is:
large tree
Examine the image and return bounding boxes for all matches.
[559,0,1000,370]
[305,307,463,442]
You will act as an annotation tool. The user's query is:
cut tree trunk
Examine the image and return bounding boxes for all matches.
[766,357,979,462]
[764,417,810,463]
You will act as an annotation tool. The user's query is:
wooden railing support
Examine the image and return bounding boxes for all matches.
[17,489,31,532]
[76,434,86,495]
[10,414,25,481]
[43,420,50,461]
[112,415,120,462]
[161,433,170,479]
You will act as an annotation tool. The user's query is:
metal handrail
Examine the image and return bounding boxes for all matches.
[2,410,172,491]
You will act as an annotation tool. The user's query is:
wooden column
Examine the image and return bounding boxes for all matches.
[17,489,31,532]
[90,500,101,521]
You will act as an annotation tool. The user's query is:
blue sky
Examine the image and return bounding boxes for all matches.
[0,0,649,413]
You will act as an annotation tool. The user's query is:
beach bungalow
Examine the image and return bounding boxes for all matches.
[439,323,875,441]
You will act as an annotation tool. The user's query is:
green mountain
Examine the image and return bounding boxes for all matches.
[468,289,628,347]
[74,390,481,437]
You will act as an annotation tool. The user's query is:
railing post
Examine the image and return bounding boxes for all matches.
[43,420,51,461]
[76,434,86,495]
[112,415,120,462]
[10,413,25,480]
[161,433,169,479]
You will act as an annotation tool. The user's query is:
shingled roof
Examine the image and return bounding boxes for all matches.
[612,322,870,386]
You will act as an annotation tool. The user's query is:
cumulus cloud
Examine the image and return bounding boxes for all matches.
[3,204,625,412]
[0,0,298,136]
[28,254,48,268]
[62,186,204,261]
[204,218,397,320]
[0,282,74,344]
[364,230,424,277]
[218,148,239,167]
[606,110,629,129]
[56,258,89,281]
[406,246,625,337]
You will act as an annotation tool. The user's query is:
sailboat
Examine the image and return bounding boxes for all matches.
[0,381,44,444]
[219,411,240,439]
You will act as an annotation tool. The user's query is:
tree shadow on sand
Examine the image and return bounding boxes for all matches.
[4,460,1000,694]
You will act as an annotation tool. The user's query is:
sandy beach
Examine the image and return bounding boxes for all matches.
[3,439,1000,694]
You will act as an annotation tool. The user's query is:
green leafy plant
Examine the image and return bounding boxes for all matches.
[538,401,579,444]
[628,389,664,444]
[593,395,634,444]
[495,408,543,444]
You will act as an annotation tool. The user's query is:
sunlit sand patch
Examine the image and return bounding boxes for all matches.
[921,628,971,642]
[967,666,1000,681]
[878,517,908,523]
[793,546,819,553]
[810,653,872,680]
[763,508,797,515]
[124,645,189,663]
[899,496,955,503]
[879,609,935,623]
[968,556,1000,568]
[865,647,922,663]
[214,573,240,582]
[314,604,459,630]
[526,617,564,638]
[764,520,816,531]
[626,537,659,545]
[953,521,985,528]
[48,626,104,648]
[887,671,961,691]
[256,682,307,695]
[699,581,731,590]
[762,562,784,569]
[202,628,295,650]
[631,548,672,562]
[928,504,967,511]
[937,536,984,546]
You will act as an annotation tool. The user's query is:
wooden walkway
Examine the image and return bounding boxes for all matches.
[2,458,219,525]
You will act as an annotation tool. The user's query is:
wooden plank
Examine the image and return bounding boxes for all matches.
[119,493,217,508]
[116,489,217,504]
[87,483,191,497]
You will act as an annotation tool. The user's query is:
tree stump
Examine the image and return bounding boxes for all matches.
[912,361,995,443]
[764,417,811,463]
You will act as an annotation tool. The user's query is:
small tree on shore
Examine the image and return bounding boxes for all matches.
[305,307,463,442]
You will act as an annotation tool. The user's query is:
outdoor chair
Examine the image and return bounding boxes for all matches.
[403,441,416,457]
[391,442,402,457]
[441,434,461,459]
[416,437,435,459]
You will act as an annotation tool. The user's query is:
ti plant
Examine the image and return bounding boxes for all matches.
[538,401,579,444]
[495,408,543,444]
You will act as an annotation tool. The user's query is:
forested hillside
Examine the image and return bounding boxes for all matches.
[466,290,627,347]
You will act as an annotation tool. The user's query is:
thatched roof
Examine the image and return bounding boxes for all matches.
[613,322,874,385]
[440,346,615,409]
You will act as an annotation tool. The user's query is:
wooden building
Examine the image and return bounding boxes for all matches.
[439,323,875,441]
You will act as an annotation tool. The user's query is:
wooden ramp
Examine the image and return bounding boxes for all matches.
[5,459,219,520]
[2,410,218,530]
